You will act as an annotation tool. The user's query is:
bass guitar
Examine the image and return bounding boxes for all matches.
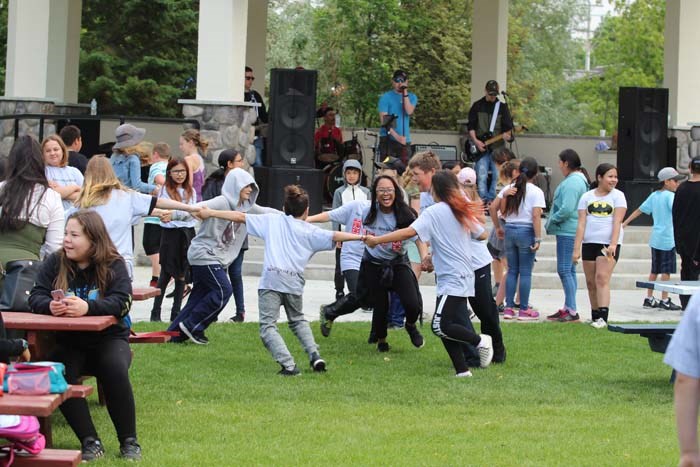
[467,125,528,158]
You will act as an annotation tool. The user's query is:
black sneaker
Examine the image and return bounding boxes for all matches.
[278,365,301,376]
[194,332,209,344]
[179,322,208,345]
[493,346,507,364]
[405,324,424,348]
[367,330,378,344]
[643,297,659,309]
[658,298,682,311]
[81,436,104,462]
[557,312,581,323]
[230,313,245,323]
[319,305,333,338]
[497,304,505,314]
[169,332,187,344]
[335,290,345,300]
[377,342,390,352]
[310,352,326,372]
[119,437,142,461]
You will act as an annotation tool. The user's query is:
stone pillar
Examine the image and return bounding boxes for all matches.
[664,0,700,129]
[196,0,249,102]
[5,0,82,102]
[180,100,258,174]
[470,0,509,102]
[246,0,268,101]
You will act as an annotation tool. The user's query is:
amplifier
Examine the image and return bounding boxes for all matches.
[410,144,458,162]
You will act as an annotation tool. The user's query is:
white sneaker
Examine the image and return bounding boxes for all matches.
[476,334,494,368]
[590,318,607,329]
[456,370,473,378]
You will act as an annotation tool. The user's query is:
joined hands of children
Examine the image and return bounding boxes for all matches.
[49,296,89,317]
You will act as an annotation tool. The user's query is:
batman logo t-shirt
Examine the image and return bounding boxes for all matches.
[577,188,627,244]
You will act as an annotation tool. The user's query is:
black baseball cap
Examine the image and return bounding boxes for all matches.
[374,156,406,175]
[692,156,700,171]
[486,80,499,96]
[393,70,408,82]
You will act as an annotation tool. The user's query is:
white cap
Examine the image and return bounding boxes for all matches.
[657,167,685,182]
[457,167,476,185]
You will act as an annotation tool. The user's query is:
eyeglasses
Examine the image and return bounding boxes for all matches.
[170,169,187,175]
[376,188,395,194]
[245,76,255,81]
[393,78,406,84]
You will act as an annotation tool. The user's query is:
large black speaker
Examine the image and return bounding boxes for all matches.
[254,167,324,215]
[618,179,658,226]
[617,87,668,180]
[266,69,317,168]
[56,119,101,158]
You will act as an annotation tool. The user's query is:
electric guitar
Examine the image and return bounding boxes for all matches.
[467,125,528,157]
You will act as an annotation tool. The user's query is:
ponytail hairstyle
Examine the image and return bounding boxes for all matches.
[364,175,417,229]
[283,185,309,217]
[503,156,538,217]
[589,163,617,190]
[204,149,240,185]
[559,149,590,184]
[431,170,481,232]
[165,157,194,203]
[499,159,520,185]
[55,210,123,296]
[181,129,209,154]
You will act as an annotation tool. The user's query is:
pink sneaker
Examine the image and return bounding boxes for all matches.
[517,307,540,321]
[502,308,516,320]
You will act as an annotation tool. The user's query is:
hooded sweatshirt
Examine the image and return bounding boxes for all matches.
[188,168,278,267]
[331,159,370,230]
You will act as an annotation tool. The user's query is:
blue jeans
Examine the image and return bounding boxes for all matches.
[168,264,233,335]
[253,137,264,167]
[475,152,498,202]
[228,250,246,315]
[504,223,536,309]
[556,235,577,311]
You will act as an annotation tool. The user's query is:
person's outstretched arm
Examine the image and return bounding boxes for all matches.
[307,211,331,223]
[198,207,245,223]
[621,208,643,228]
[365,227,417,247]
[332,231,363,243]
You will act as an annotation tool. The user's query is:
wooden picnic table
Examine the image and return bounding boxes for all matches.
[635,280,700,296]
[132,286,160,301]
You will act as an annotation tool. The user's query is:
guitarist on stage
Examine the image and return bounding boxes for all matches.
[468,79,513,205]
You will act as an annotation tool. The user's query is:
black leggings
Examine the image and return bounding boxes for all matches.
[150,272,186,320]
[432,295,481,374]
[360,260,421,340]
[52,337,135,443]
[469,264,504,353]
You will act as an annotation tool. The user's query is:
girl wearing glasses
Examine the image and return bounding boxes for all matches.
[356,175,424,352]
[148,158,198,322]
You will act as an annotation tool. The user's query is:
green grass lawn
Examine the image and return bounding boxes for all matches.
[49,321,678,466]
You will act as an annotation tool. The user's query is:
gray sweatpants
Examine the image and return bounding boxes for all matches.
[258,289,319,370]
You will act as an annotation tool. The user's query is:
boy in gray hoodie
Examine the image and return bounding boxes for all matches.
[169,168,278,344]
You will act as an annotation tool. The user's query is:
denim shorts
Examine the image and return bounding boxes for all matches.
[651,247,676,274]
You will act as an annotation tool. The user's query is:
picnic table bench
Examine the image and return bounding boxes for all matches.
[635,280,700,296]
[608,324,677,353]
[0,384,93,447]
[10,448,82,466]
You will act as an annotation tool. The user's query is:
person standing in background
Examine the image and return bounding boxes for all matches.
[60,125,89,174]
[244,66,269,167]
[672,157,700,310]
[378,70,417,163]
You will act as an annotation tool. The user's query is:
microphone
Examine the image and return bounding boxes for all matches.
[399,85,408,91]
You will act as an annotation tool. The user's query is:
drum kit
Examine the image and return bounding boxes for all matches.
[318,132,365,204]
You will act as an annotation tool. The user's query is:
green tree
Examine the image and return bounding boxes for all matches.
[79,0,199,117]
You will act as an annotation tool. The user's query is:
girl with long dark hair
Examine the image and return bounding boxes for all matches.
[149,158,198,322]
[490,157,546,320]
[573,163,627,328]
[357,175,424,352]
[0,136,64,276]
[366,170,494,376]
[29,211,141,461]
[545,149,589,322]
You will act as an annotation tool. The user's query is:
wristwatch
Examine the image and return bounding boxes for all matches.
[533,238,542,243]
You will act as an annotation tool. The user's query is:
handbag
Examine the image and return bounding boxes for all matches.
[2,362,68,394]
[0,260,42,312]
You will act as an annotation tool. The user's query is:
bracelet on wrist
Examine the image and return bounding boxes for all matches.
[534,238,542,243]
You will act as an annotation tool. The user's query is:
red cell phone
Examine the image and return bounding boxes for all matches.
[51,289,65,301]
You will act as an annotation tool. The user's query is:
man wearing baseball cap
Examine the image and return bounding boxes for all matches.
[467,79,513,206]
[378,70,418,163]
[673,157,700,309]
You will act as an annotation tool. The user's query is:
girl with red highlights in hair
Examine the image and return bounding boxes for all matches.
[366,170,495,377]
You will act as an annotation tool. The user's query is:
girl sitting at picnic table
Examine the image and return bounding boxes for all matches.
[28,210,141,462]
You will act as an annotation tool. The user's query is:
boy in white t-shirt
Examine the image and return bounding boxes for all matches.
[198,185,364,375]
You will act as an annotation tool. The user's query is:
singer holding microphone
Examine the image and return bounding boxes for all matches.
[378,70,418,163]
[467,80,513,205]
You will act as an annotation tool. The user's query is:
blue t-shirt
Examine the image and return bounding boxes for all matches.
[327,200,371,272]
[246,214,335,295]
[639,189,675,251]
[664,292,700,377]
[378,90,418,143]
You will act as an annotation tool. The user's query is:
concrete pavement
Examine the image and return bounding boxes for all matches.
[129,265,684,325]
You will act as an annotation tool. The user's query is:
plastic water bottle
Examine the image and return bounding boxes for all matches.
[90,98,97,116]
